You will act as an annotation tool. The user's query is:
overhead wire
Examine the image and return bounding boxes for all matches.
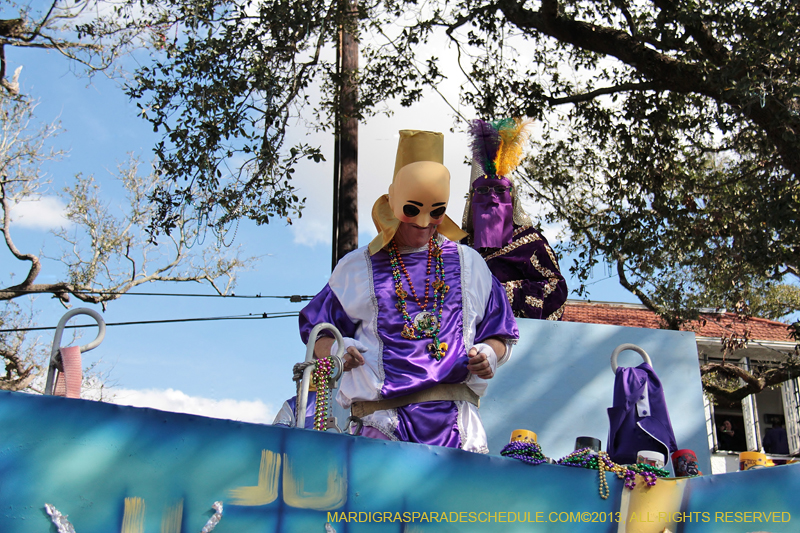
[5,289,314,301]
[0,312,300,333]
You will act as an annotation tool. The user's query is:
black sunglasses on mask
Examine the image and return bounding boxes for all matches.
[473,185,512,195]
[403,205,447,218]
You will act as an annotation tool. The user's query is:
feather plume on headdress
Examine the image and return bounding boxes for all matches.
[468,119,502,178]
[468,117,534,178]
[494,117,535,176]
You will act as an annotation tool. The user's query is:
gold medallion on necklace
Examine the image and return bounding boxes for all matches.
[413,311,438,334]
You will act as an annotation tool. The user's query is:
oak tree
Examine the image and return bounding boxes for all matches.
[116,0,800,401]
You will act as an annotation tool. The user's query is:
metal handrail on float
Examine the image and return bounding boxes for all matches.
[44,308,106,396]
[610,343,653,373]
[297,322,344,430]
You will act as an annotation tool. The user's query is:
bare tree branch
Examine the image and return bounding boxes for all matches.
[546,82,659,106]
[0,94,252,393]
[702,359,800,404]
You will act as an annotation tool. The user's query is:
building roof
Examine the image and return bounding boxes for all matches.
[563,300,794,343]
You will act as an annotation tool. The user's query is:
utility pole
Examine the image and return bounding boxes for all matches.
[331,0,359,271]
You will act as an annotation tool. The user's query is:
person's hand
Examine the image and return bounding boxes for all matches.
[342,346,366,371]
[331,338,367,372]
[467,343,497,379]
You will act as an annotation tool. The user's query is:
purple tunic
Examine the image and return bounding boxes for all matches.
[299,238,518,451]
[478,225,567,320]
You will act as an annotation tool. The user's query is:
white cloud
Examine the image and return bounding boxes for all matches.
[291,217,333,247]
[109,388,276,425]
[11,197,71,230]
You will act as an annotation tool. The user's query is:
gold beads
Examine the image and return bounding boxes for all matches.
[598,452,610,500]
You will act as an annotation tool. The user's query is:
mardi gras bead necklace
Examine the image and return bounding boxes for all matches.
[498,443,669,500]
[500,441,548,465]
[557,449,669,499]
[388,237,449,360]
[311,357,333,431]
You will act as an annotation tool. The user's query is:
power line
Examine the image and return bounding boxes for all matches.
[584,274,618,286]
[0,312,300,333]
[5,289,313,301]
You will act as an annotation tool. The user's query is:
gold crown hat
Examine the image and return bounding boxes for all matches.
[369,130,467,255]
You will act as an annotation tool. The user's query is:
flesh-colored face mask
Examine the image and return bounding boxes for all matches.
[388,161,450,228]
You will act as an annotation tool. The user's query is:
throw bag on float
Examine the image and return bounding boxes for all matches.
[606,348,678,465]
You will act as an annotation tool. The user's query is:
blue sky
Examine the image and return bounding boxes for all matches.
[1,38,637,424]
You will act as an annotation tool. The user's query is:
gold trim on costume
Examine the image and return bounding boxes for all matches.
[525,296,544,309]
[482,229,542,261]
[529,252,560,298]
[503,280,522,306]
[548,302,566,321]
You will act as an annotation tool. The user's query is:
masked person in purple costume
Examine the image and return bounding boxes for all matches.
[272,391,317,429]
[462,118,567,320]
[300,130,519,453]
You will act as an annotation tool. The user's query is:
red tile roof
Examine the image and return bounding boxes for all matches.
[563,301,794,343]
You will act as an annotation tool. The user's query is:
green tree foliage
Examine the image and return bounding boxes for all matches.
[0,300,46,391]
[751,284,800,321]
[123,0,340,237]
[0,1,150,94]
[121,0,448,237]
[436,0,800,327]
[122,1,799,326]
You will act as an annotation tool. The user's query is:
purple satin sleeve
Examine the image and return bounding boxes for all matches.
[299,284,358,344]
[292,392,318,429]
[474,275,519,344]
[607,364,678,465]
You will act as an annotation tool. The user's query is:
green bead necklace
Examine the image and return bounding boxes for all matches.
[388,237,449,360]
